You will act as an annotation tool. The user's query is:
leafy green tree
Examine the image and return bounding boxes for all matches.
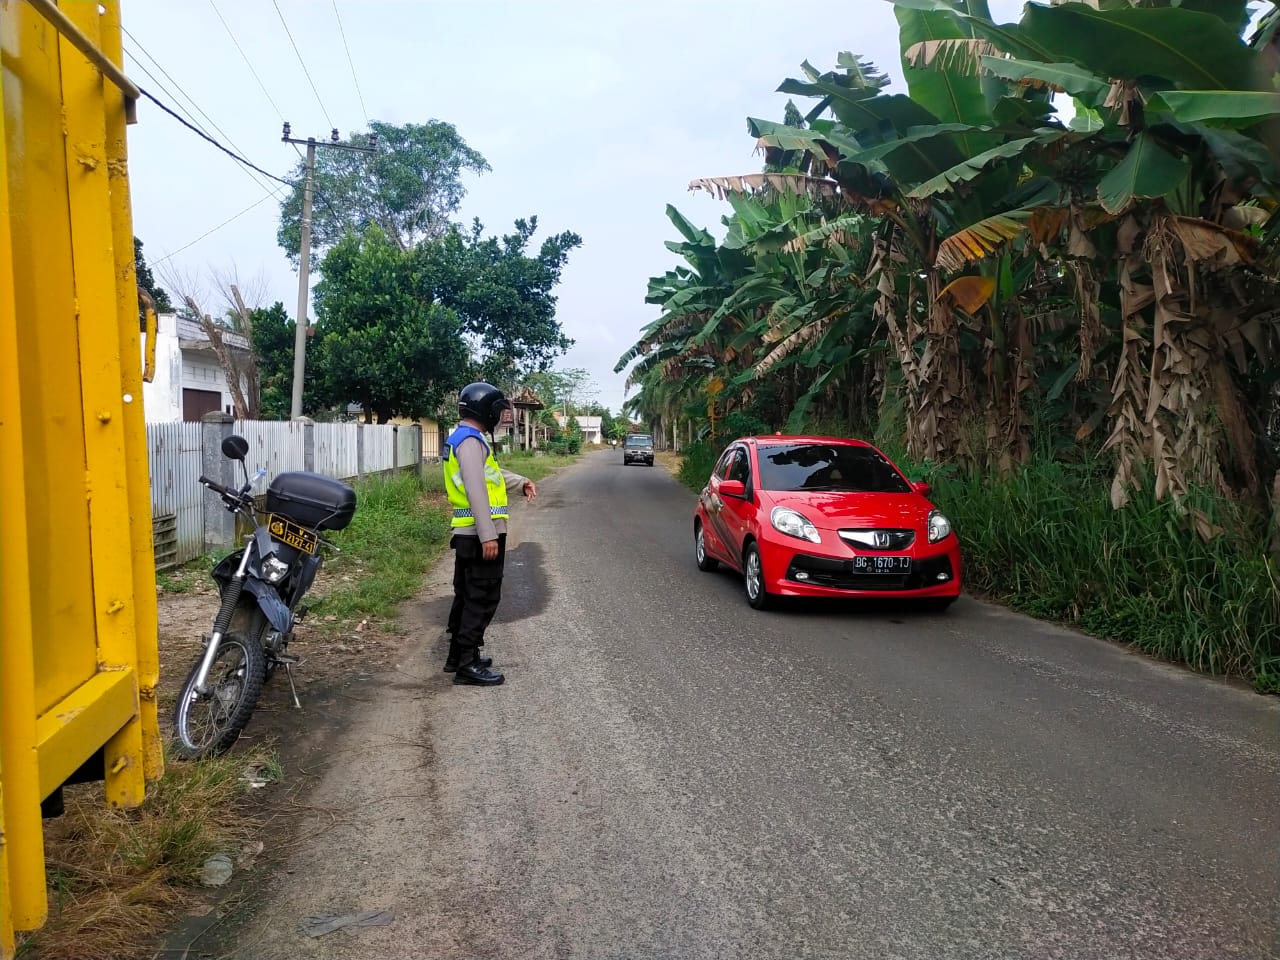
[278,120,490,262]
[418,219,582,381]
[313,229,470,423]
[248,302,310,420]
[521,367,597,414]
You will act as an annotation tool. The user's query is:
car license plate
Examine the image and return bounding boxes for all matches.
[851,555,911,573]
[268,514,319,555]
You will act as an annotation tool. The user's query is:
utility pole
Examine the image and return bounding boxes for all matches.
[281,123,376,419]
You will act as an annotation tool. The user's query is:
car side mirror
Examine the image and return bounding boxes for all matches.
[719,479,746,498]
[911,480,932,497]
[222,435,249,461]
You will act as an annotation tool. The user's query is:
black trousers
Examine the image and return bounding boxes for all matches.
[448,533,506,655]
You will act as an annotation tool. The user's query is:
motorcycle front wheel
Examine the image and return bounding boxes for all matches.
[172,610,267,759]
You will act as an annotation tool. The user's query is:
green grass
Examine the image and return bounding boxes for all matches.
[915,456,1280,689]
[500,450,581,483]
[156,552,219,593]
[310,472,452,621]
[676,441,723,492]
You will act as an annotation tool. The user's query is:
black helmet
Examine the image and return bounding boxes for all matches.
[458,382,511,433]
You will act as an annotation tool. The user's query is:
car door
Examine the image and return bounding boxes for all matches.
[702,447,738,563]
[717,446,756,565]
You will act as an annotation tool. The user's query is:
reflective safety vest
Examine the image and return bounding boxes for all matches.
[443,424,509,529]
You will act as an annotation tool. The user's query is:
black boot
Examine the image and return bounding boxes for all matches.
[443,640,491,673]
[453,659,504,686]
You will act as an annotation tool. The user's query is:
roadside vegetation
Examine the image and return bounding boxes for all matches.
[625,2,1280,690]
[27,456,580,958]
[18,745,278,960]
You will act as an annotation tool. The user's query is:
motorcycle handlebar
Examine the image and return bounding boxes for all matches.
[200,475,248,511]
[198,474,230,497]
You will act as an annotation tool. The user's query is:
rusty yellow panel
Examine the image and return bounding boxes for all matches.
[99,0,163,787]
[3,0,99,716]
[58,0,146,810]
[0,1,50,936]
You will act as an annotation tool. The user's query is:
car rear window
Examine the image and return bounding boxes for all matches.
[625,435,653,447]
[756,443,910,493]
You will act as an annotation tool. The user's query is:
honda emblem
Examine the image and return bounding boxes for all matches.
[873,531,890,548]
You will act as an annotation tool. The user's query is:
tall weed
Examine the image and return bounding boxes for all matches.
[926,458,1280,686]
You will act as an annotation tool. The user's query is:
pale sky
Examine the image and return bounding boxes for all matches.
[122,0,1031,416]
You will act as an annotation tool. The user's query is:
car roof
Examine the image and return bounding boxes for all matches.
[737,434,874,448]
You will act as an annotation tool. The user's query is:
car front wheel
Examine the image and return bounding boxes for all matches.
[743,542,771,610]
[695,522,718,572]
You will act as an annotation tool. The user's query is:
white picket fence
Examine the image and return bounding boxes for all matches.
[147,419,423,568]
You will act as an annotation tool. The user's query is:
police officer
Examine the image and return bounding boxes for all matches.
[442,382,536,685]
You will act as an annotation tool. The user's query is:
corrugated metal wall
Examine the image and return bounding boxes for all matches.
[315,422,359,479]
[397,425,419,468]
[145,422,202,568]
[234,419,308,486]
[363,424,396,473]
[146,420,420,565]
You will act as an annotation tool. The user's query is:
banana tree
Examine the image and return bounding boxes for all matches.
[891,0,1280,508]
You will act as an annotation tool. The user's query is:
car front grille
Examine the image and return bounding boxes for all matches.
[786,553,954,591]
[837,528,916,551]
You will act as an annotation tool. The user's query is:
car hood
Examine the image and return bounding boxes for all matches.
[765,490,932,528]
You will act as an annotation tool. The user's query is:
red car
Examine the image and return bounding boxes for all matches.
[693,436,961,610]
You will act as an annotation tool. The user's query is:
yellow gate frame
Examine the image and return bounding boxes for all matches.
[1,1,162,953]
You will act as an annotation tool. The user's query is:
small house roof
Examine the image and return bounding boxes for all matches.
[176,315,250,352]
[510,386,545,410]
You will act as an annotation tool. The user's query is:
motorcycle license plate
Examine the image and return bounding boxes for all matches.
[267,514,319,555]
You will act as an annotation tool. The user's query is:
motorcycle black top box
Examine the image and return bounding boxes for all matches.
[267,472,357,531]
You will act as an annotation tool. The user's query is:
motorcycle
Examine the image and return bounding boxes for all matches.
[173,434,357,759]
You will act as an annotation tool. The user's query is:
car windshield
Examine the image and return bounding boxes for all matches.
[625,436,653,447]
[756,443,911,493]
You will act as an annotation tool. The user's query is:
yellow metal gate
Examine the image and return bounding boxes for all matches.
[1,0,162,953]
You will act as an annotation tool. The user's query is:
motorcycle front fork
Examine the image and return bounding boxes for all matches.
[193,540,254,695]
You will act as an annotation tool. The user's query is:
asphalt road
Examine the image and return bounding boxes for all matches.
[222,449,1280,960]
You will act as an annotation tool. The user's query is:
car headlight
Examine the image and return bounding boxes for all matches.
[771,506,821,544]
[928,509,952,543]
[262,554,292,584]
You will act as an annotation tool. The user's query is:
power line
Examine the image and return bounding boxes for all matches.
[273,0,334,130]
[123,30,286,200]
[208,0,286,122]
[138,86,293,189]
[331,0,369,125]
[154,191,278,265]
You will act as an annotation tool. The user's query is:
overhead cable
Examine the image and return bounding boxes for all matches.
[272,0,335,129]
[331,0,369,125]
[137,86,293,189]
[208,0,287,122]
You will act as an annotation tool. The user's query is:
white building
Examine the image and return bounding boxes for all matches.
[141,313,250,421]
[555,414,603,445]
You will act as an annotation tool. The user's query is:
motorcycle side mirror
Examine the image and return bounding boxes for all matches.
[222,435,249,461]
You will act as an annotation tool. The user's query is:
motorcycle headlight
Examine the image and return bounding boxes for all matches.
[771,506,821,544]
[262,554,292,584]
[928,509,953,543]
